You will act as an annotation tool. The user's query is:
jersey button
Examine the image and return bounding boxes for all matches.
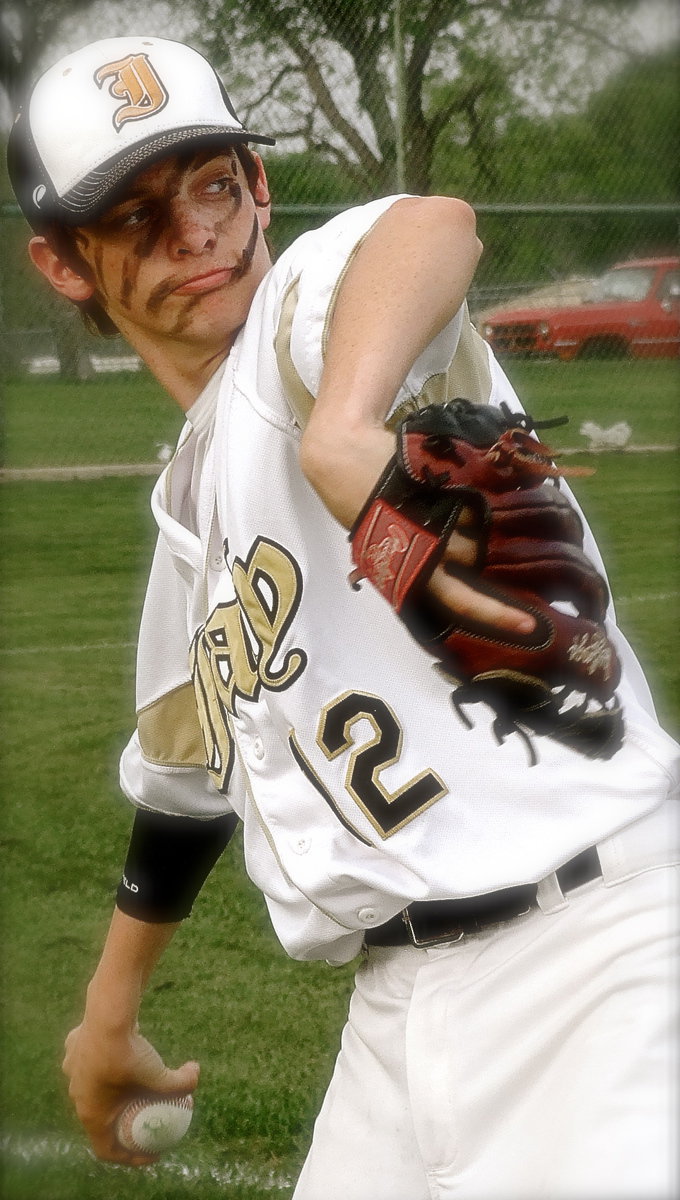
[251,737,265,761]
[210,551,226,571]
[291,836,311,855]
[357,906,380,926]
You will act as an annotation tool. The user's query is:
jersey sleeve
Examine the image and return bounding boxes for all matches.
[118,532,245,820]
[269,196,473,430]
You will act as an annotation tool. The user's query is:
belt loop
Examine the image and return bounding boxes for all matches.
[593,834,625,886]
[536,871,569,914]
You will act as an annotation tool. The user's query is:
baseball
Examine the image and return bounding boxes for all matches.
[114,1094,194,1154]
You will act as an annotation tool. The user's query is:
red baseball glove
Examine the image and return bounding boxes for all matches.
[349,398,623,763]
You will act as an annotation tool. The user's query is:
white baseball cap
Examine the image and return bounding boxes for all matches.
[7,36,276,229]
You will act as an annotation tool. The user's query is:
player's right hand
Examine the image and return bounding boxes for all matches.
[62,1019,200,1166]
[302,423,536,636]
[429,507,536,635]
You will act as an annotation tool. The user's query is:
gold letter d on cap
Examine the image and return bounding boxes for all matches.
[95,54,169,129]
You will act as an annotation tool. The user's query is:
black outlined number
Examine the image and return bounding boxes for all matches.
[317,691,447,838]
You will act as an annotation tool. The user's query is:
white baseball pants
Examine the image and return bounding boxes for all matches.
[293,801,679,1200]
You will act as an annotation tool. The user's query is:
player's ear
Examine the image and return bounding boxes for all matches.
[28,236,95,302]
[251,153,272,232]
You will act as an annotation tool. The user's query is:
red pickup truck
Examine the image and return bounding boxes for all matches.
[480,256,680,360]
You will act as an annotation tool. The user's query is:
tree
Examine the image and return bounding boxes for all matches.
[0,0,664,194]
[433,45,680,203]
[185,0,645,195]
[580,48,680,201]
[448,46,680,290]
[0,0,97,108]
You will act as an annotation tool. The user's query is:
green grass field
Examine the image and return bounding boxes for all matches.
[1,358,678,1198]
[2,358,679,469]
[1,477,357,1199]
[2,371,183,469]
[503,358,680,449]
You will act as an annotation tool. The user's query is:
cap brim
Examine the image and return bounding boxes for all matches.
[55,125,276,225]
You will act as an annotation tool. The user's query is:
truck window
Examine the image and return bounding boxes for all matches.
[658,271,680,302]
[591,267,655,303]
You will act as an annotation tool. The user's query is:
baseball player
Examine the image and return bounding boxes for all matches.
[8,35,679,1200]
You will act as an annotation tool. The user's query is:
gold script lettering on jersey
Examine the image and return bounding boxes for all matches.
[191,538,307,792]
[94,54,169,128]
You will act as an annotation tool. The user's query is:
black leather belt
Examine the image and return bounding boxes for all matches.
[364,846,602,949]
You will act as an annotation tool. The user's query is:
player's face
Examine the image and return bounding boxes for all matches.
[70,147,271,357]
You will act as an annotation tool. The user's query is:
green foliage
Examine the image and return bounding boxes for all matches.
[186,0,652,194]
[199,148,371,259]
[432,47,680,204]
[2,9,677,345]
[584,50,680,201]
[472,207,679,290]
[0,0,98,105]
[1,0,675,202]
[265,152,368,205]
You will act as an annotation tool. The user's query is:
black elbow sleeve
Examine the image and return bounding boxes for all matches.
[116,807,239,923]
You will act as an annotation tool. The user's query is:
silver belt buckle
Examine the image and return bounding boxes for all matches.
[401,908,466,948]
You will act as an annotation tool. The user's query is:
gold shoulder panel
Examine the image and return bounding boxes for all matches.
[273,226,375,431]
[273,275,316,430]
[137,682,206,768]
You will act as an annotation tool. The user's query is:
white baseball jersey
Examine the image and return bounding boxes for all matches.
[119,197,680,963]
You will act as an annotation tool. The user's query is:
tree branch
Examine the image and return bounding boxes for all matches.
[470,0,639,58]
[240,61,297,123]
[273,23,383,177]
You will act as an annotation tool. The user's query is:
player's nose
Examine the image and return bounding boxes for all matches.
[167,201,217,257]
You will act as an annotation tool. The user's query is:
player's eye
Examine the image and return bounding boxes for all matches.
[102,203,153,233]
[204,175,241,200]
[120,205,153,229]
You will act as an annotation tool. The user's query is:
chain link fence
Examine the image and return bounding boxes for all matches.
[1,0,678,468]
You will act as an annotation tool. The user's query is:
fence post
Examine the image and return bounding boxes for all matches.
[393,0,406,194]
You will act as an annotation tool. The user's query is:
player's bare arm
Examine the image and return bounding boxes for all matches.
[300,196,480,516]
[299,196,534,635]
[62,909,199,1166]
